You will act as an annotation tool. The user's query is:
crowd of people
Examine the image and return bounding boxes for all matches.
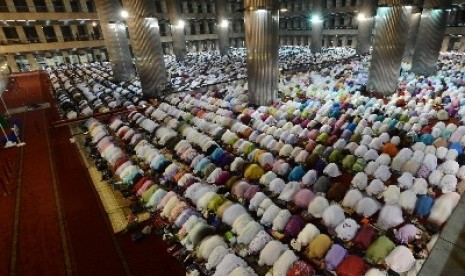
[64,47,465,275]
[48,46,357,120]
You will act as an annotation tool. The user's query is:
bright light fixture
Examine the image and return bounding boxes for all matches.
[92,21,98,27]
[219,19,229,28]
[176,20,185,29]
[357,13,365,21]
[257,6,266,12]
[121,10,129,18]
[311,15,322,23]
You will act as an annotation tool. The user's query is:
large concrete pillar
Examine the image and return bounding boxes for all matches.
[458,36,465,53]
[167,0,187,61]
[447,9,457,25]
[25,0,36,12]
[203,21,210,34]
[70,25,79,40]
[44,0,55,11]
[5,0,16,12]
[323,36,330,48]
[181,1,188,13]
[62,0,72,12]
[0,27,6,43]
[201,1,207,13]
[69,51,80,64]
[342,36,348,47]
[53,25,64,41]
[356,0,377,55]
[441,35,451,52]
[215,0,230,56]
[351,36,357,48]
[194,21,201,34]
[86,50,94,62]
[35,25,46,43]
[160,1,168,13]
[79,0,88,12]
[95,0,135,82]
[402,11,421,63]
[93,49,101,61]
[206,41,213,51]
[0,56,10,93]
[26,54,38,71]
[244,0,279,106]
[62,50,70,64]
[411,0,451,76]
[122,0,168,98]
[367,6,411,95]
[311,0,325,53]
[15,26,27,43]
[185,20,191,35]
[6,55,19,73]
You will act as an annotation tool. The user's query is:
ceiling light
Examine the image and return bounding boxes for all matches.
[219,19,229,28]
[176,20,185,29]
[257,6,266,12]
[311,15,323,23]
[120,10,129,19]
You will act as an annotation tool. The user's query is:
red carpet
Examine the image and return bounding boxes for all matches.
[49,124,128,276]
[0,140,22,276]
[0,71,184,276]
[16,109,67,275]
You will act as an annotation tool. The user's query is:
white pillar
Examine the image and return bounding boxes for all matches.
[15,26,27,43]
[63,0,72,12]
[26,54,38,71]
[79,0,88,12]
[244,0,279,105]
[0,27,7,43]
[458,36,465,53]
[441,35,451,52]
[44,0,55,12]
[6,54,19,72]
[5,0,16,12]
[35,26,46,43]
[53,26,64,41]
[26,0,36,12]
[70,25,79,40]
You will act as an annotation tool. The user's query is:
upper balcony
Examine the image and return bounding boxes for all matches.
[446,26,465,35]
[0,39,105,54]
[0,12,98,21]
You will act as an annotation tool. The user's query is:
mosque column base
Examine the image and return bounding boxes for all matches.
[244,0,279,106]
[123,0,168,98]
[367,6,410,95]
[411,9,448,76]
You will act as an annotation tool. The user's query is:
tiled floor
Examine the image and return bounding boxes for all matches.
[420,195,465,275]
